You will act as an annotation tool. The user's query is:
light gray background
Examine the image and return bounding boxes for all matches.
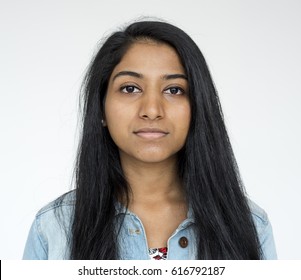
[1,0,300,259]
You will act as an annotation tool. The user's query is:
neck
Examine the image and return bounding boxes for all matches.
[120,155,184,205]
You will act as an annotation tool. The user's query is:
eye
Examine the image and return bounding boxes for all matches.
[164,86,185,95]
[120,85,141,94]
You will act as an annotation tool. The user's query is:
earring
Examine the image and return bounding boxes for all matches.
[101,119,107,127]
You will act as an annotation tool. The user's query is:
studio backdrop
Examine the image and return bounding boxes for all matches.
[0,0,300,259]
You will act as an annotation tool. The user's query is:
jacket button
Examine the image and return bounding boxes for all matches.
[179,237,188,248]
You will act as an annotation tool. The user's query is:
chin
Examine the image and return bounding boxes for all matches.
[134,151,177,164]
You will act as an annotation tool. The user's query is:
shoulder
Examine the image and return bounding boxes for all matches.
[23,190,75,259]
[35,190,76,236]
[36,190,75,217]
[248,199,270,237]
[248,199,269,228]
[248,199,278,259]
[34,190,75,237]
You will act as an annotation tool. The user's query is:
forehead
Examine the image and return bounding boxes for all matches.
[111,41,185,75]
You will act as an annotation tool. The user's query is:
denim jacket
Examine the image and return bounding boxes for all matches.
[23,191,277,260]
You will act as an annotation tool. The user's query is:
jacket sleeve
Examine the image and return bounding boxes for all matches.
[259,218,278,260]
[249,199,278,260]
[23,218,48,260]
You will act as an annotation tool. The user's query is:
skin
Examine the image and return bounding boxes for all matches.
[105,41,191,248]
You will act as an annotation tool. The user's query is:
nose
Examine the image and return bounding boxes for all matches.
[138,90,164,121]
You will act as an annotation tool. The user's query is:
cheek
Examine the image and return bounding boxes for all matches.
[178,108,191,146]
[105,96,124,125]
[174,103,191,132]
[104,97,134,141]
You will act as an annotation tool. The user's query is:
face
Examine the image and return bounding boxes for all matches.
[105,41,191,165]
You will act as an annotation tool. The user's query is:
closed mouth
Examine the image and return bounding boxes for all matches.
[133,128,169,139]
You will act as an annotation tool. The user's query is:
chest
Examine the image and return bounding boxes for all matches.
[129,204,187,248]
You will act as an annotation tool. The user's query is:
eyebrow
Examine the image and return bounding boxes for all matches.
[163,73,187,80]
[112,71,187,81]
[112,71,143,81]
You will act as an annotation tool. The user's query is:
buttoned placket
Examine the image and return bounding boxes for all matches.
[166,215,195,259]
[115,202,195,260]
[127,212,151,260]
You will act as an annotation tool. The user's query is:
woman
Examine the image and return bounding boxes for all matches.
[23,20,277,260]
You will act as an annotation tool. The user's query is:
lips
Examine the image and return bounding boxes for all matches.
[133,128,169,139]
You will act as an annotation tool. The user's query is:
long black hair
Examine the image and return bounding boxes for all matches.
[69,20,262,259]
